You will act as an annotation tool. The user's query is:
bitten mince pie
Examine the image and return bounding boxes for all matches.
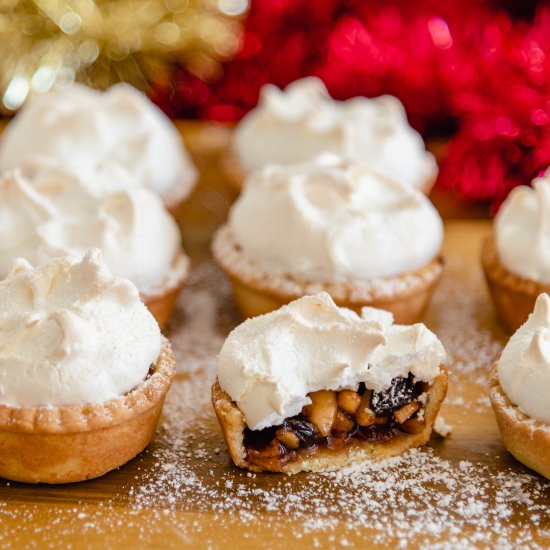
[0,160,189,329]
[489,293,550,480]
[226,77,437,194]
[0,250,176,484]
[212,292,448,473]
[482,170,550,331]
[213,155,444,323]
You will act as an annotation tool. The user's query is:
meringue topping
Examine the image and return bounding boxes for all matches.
[228,155,443,281]
[0,251,161,407]
[233,77,437,190]
[0,161,183,294]
[495,173,550,284]
[217,292,446,430]
[0,83,197,204]
[497,293,550,424]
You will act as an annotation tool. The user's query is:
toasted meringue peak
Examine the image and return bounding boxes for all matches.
[0,251,161,407]
[0,160,183,294]
[228,155,443,282]
[495,173,550,284]
[498,293,550,423]
[234,77,437,190]
[0,83,197,203]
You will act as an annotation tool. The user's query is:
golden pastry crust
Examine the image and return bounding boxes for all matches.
[489,363,550,480]
[212,225,443,324]
[142,250,189,329]
[481,237,549,332]
[0,337,176,484]
[211,367,448,474]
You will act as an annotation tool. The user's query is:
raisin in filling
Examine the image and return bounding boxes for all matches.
[370,373,416,414]
[244,375,428,471]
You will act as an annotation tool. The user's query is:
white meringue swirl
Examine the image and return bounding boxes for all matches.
[218,292,446,430]
[0,83,197,204]
[234,77,437,190]
[228,155,443,281]
[0,161,183,294]
[0,251,161,408]
[497,293,550,424]
[495,172,550,284]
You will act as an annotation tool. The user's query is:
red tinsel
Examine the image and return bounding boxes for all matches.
[438,6,550,208]
[156,0,550,208]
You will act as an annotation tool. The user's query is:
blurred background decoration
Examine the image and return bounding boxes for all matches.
[0,0,244,112]
[2,0,550,209]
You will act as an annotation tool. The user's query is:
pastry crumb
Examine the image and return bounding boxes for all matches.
[434,415,453,438]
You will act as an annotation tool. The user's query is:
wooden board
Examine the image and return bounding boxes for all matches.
[0,124,548,549]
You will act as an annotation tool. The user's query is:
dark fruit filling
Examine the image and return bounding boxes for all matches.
[370,373,416,414]
[283,417,318,446]
[244,375,428,471]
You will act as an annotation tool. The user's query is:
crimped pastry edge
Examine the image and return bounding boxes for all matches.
[0,337,176,434]
[212,224,443,306]
[481,236,550,332]
[489,363,550,480]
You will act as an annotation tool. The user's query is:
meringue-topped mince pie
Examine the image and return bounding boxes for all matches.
[213,155,444,323]
[489,293,550,479]
[0,161,188,328]
[482,171,550,331]
[0,83,197,213]
[212,293,448,473]
[0,250,176,484]
[228,77,437,193]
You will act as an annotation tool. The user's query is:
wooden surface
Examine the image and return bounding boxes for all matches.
[0,124,548,549]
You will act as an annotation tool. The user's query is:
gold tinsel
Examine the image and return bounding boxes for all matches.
[0,0,245,111]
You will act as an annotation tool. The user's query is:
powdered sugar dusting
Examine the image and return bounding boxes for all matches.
[1,257,549,548]
[167,261,233,374]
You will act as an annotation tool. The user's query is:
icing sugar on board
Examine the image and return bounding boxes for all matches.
[1,221,549,549]
[0,126,548,548]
